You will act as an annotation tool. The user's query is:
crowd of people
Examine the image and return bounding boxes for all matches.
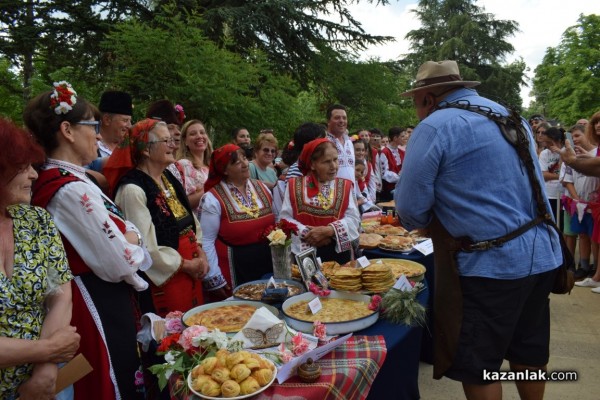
[1,65,598,400]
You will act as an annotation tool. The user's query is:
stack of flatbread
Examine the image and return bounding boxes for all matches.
[320,261,341,279]
[329,267,363,291]
[361,264,397,293]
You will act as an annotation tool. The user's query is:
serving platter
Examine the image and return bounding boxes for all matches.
[232,279,305,302]
[182,301,279,332]
[281,291,378,335]
[187,357,276,400]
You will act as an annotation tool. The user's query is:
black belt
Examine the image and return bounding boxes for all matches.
[448,214,549,252]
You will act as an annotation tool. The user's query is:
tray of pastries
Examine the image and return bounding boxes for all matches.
[183,301,279,333]
[363,224,408,236]
[359,233,384,249]
[378,235,415,252]
[233,279,305,302]
[188,350,276,399]
[327,261,396,294]
[282,290,378,335]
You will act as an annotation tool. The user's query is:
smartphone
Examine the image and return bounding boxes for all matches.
[565,132,574,148]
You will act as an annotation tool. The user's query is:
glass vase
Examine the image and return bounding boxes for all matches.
[271,244,292,280]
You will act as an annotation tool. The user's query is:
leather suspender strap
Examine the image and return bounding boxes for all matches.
[436,100,555,253]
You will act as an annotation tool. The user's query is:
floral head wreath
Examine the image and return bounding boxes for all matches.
[174,104,186,125]
[49,81,77,115]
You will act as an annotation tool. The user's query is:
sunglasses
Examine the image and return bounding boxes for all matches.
[262,148,277,154]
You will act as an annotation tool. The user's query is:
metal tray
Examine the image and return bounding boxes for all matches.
[281,291,378,335]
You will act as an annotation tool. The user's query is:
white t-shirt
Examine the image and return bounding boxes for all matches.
[561,147,600,202]
[539,148,562,199]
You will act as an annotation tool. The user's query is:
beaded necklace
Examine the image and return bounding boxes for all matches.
[227,182,260,218]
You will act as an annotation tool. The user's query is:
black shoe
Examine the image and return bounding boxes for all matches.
[574,268,590,281]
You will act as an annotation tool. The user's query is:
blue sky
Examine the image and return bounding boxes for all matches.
[345,0,598,106]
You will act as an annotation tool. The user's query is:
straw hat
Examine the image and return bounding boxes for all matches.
[400,60,480,97]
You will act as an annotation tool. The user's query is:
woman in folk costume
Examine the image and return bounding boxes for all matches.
[280,138,361,264]
[26,82,150,400]
[104,119,228,315]
[201,144,276,291]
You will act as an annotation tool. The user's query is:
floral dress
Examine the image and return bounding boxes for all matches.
[0,205,72,398]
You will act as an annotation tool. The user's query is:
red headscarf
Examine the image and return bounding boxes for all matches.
[298,138,331,175]
[298,138,332,197]
[104,118,160,197]
[204,143,241,193]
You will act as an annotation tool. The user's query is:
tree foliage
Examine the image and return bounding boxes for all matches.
[531,14,600,125]
[150,0,394,85]
[403,0,525,108]
[102,5,304,145]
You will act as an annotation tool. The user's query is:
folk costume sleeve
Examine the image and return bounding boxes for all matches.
[48,181,149,291]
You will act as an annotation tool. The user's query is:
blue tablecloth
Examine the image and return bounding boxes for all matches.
[357,283,429,400]
[362,248,435,365]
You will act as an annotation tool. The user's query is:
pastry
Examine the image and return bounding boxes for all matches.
[379,235,414,251]
[200,378,221,397]
[359,233,383,249]
[201,357,218,374]
[226,352,245,370]
[192,374,212,391]
[184,304,258,332]
[329,267,362,291]
[230,363,251,383]
[221,380,241,398]
[285,298,373,323]
[211,366,231,384]
[252,368,273,386]
[239,376,260,395]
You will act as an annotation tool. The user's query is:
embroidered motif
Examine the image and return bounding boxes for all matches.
[80,193,93,213]
[331,220,351,252]
[101,221,116,239]
[124,248,134,266]
[293,178,346,218]
[103,198,125,220]
[213,180,272,222]
[155,194,171,217]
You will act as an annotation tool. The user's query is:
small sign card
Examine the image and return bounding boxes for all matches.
[356,256,370,268]
[393,274,414,292]
[308,297,322,314]
[414,239,434,255]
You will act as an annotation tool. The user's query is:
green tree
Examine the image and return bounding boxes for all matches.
[150,0,394,85]
[403,0,525,108]
[102,6,304,145]
[531,14,600,124]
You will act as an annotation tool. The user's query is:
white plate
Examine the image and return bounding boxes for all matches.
[187,357,276,399]
[281,291,379,335]
[182,301,279,332]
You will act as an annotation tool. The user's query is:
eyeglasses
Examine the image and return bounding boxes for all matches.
[148,138,176,146]
[262,148,277,154]
[76,120,100,134]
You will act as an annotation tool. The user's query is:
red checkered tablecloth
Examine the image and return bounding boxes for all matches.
[173,335,387,400]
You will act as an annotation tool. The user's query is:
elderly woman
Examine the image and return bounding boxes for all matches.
[176,119,213,217]
[250,133,279,190]
[201,144,275,290]
[105,119,227,314]
[26,82,149,400]
[0,119,80,400]
[280,138,360,264]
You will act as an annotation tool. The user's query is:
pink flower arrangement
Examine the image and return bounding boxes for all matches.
[309,282,330,297]
[368,294,382,311]
[313,321,327,340]
[165,311,184,334]
[177,325,209,351]
[291,332,310,356]
[277,343,294,363]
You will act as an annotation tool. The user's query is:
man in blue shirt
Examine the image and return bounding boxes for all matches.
[396,60,562,400]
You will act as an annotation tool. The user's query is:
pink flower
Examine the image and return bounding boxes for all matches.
[165,311,183,320]
[368,294,382,311]
[277,343,294,363]
[313,321,327,340]
[165,318,184,334]
[291,332,309,356]
[178,325,208,351]
[309,282,320,295]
